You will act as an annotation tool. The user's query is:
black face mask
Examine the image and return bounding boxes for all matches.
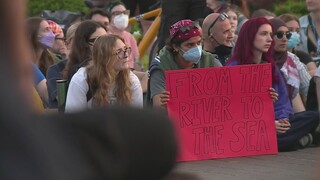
[214,45,233,56]
[210,35,233,56]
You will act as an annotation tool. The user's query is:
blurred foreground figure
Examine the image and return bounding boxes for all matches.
[0,1,177,179]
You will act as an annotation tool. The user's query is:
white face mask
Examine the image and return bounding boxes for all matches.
[113,14,129,30]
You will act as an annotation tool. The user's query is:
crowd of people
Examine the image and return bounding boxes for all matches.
[27,0,320,168]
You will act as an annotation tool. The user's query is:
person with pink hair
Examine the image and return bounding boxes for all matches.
[227,17,320,151]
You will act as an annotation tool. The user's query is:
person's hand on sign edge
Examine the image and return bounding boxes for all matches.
[269,87,278,102]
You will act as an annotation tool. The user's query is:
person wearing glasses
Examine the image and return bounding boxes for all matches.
[65,34,143,112]
[107,1,140,71]
[277,13,318,77]
[227,17,319,151]
[47,20,68,60]
[149,19,221,109]
[62,20,108,83]
[202,12,234,65]
[46,22,80,109]
[270,18,311,112]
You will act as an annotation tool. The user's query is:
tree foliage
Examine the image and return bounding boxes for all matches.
[27,0,89,17]
[273,0,307,17]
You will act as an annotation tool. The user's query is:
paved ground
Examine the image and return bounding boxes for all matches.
[172,146,320,180]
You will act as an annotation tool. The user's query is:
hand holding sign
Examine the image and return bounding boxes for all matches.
[166,64,278,162]
[160,91,170,107]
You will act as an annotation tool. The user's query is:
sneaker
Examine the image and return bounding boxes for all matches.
[299,133,313,148]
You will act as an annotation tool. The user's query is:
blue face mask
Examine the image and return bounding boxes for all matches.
[287,32,300,49]
[179,46,202,64]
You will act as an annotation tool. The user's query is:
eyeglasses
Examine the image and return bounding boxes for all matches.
[207,12,229,36]
[274,31,292,40]
[55,37,66,42]
[113,47,131,59]
[111,10,130,16]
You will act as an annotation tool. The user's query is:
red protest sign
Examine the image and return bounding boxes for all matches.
[165,64,278,162]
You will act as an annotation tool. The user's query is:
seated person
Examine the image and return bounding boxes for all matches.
[227,17,319,151]
[46,22,80,108]
[270,18,311,111]
[202,12,234,65]
[47,20,67,60]
[149,19,222,109]
[65,34,143,113]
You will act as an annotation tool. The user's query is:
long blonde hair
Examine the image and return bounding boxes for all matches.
[86,34,131,107]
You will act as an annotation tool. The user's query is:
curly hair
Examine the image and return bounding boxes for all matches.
[86,34,132,107]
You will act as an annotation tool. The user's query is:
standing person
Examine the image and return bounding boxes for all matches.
[107,1,140,70]
[149,19,222,109]
[278,13,318,76]
[202,13,234,65]
[62,20,108,82]
[227,17,319,151]
[157,0,208,50]
[269,18,311,112]
[65,35,143,113]
[299,0,320,58]
[121,0,159,35]
[26,17,56,76]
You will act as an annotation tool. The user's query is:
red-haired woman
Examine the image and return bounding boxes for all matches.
[227,17,319,151]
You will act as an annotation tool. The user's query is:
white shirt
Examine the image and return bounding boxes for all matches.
[287,52,311,97]
[65,67,143,113]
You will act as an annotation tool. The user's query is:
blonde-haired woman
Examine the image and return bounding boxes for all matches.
[65,34,143,112]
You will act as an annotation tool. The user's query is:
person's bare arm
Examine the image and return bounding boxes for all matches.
[306,61,317,77]
[36,79,49,104]
[292,93,306,113]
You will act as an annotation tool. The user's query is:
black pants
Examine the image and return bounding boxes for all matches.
[277,111,320,151]
[122,0,159,16]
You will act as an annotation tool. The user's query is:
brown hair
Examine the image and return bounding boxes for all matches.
[277,13,300,25]
[86,34,131,106]
[26,17,55,75]
[62,20,107,80]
